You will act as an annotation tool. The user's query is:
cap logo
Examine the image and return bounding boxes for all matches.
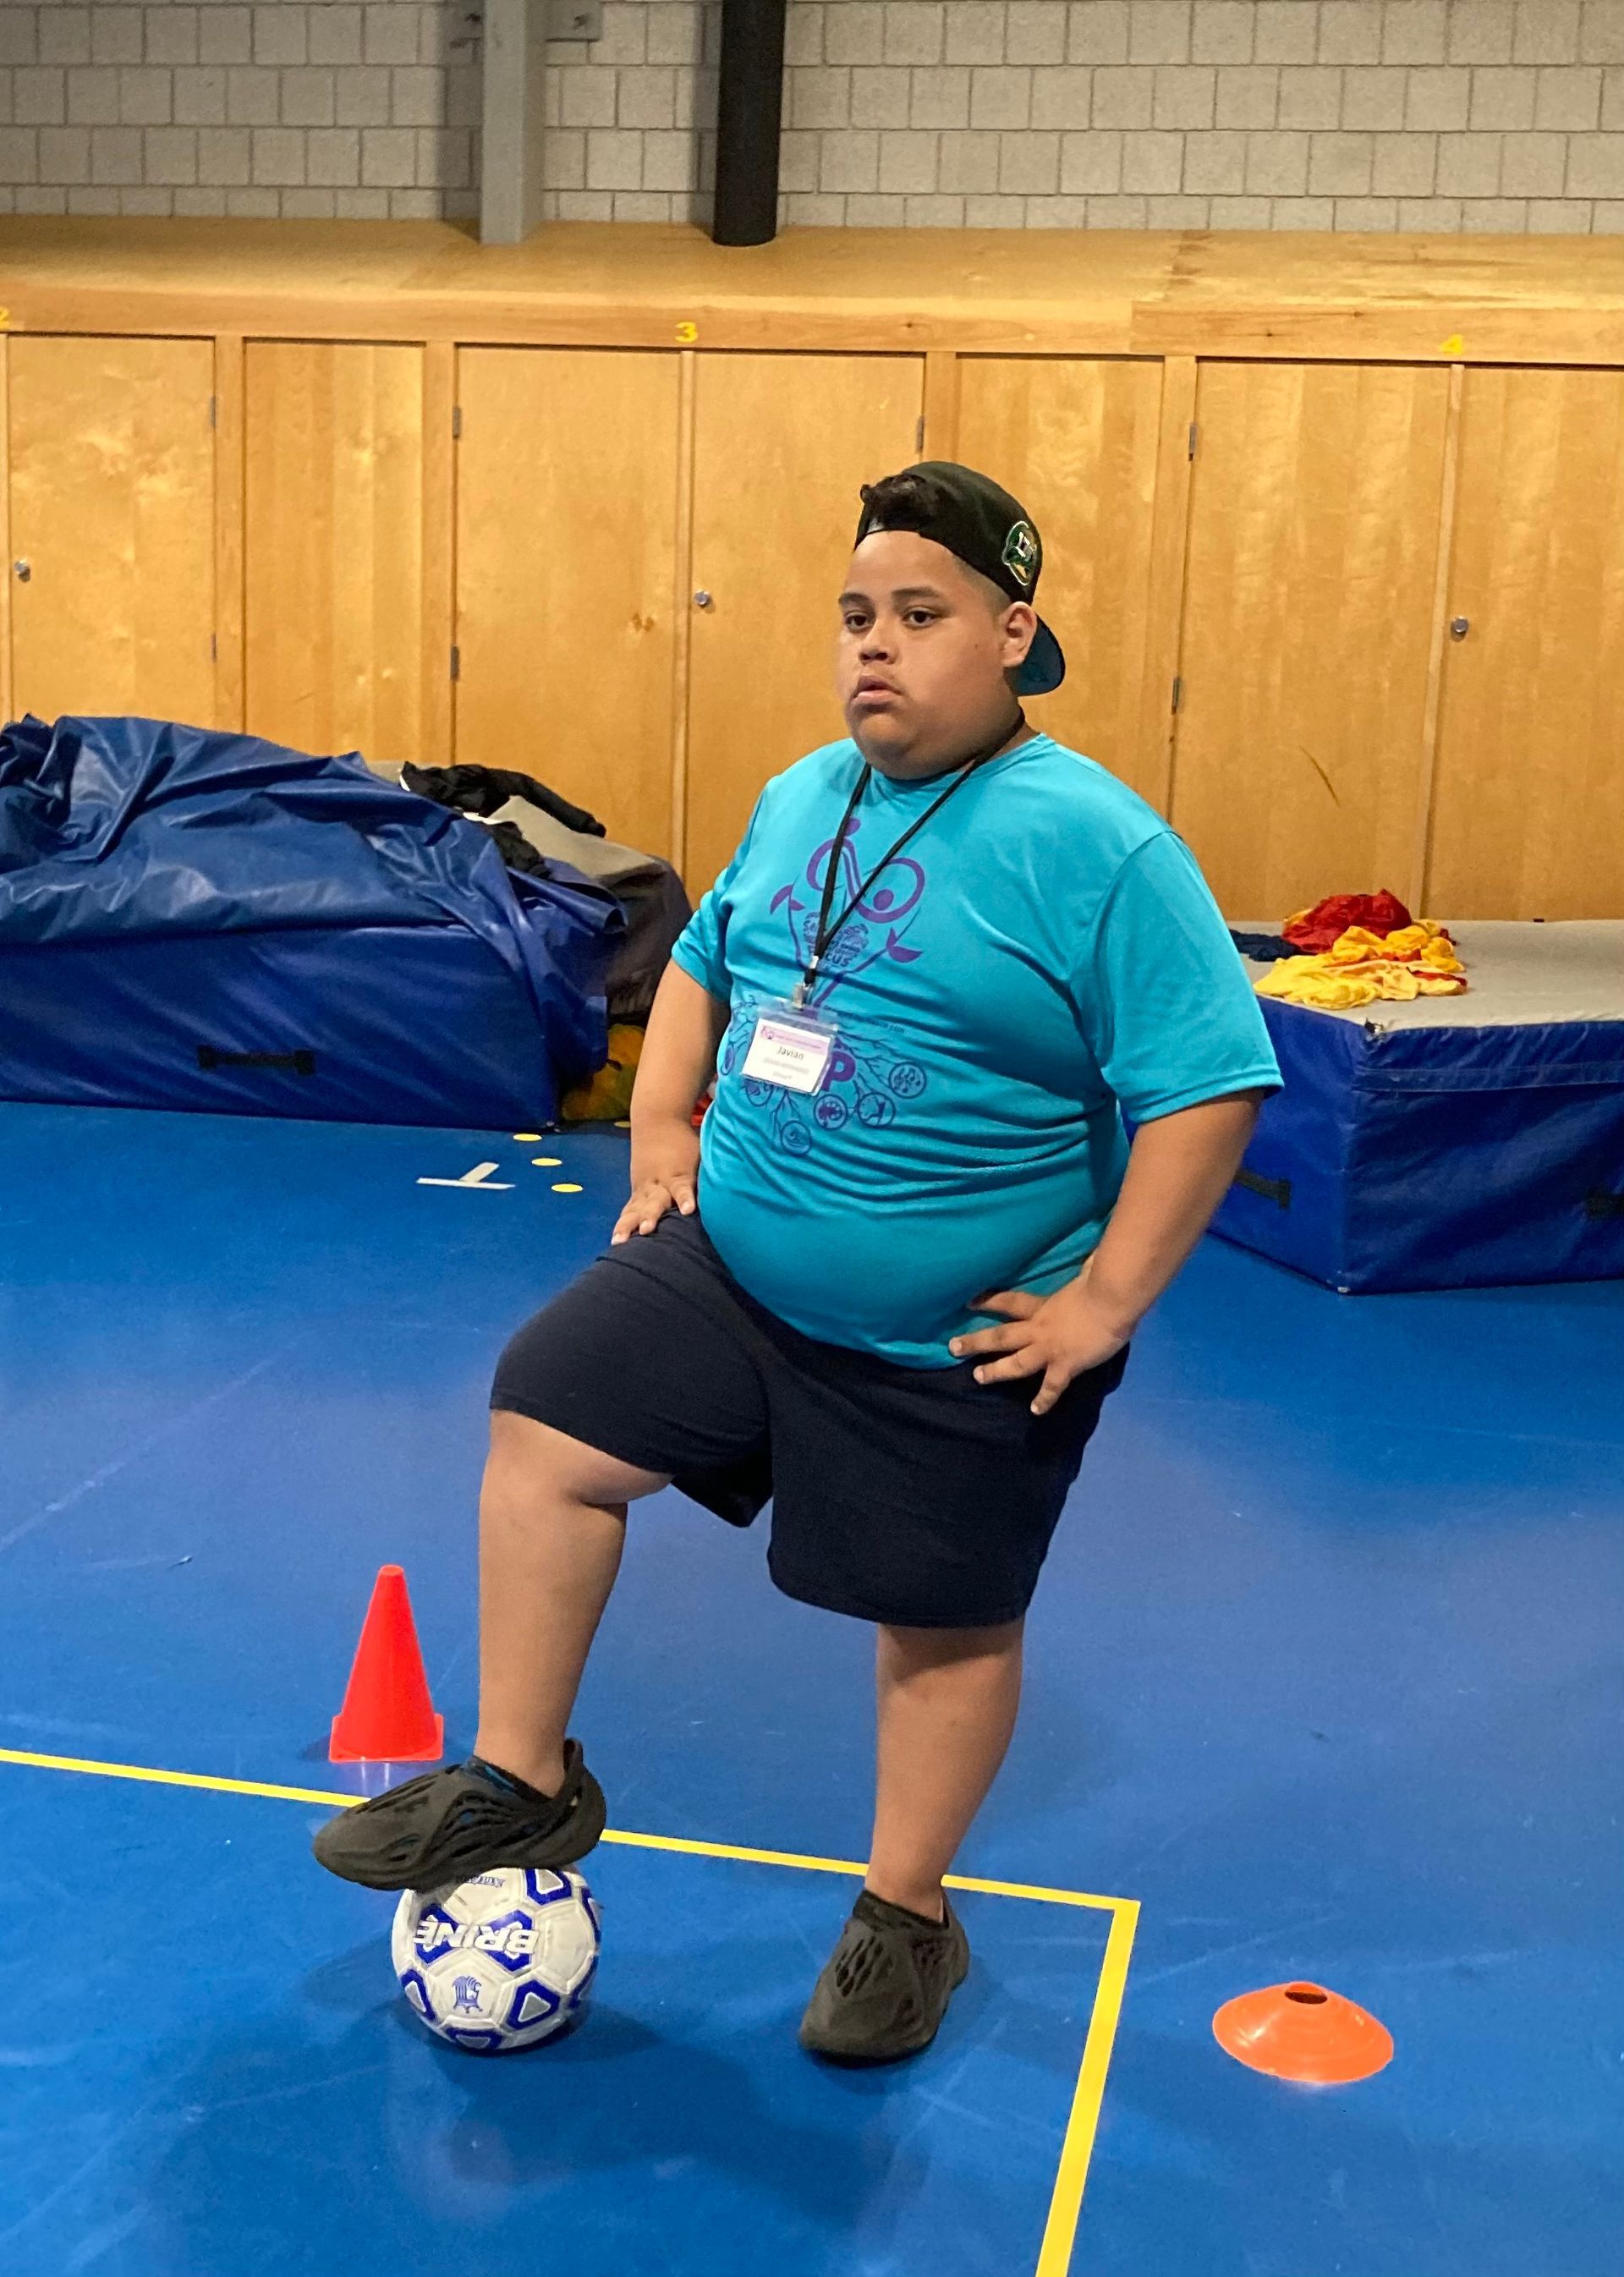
[1001,520,1039,589]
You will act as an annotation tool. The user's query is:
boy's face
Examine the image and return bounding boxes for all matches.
[836,529,1037,779]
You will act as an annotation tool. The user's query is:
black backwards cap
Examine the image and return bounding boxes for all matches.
[854,460,1066,697]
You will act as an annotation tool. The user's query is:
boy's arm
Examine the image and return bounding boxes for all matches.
[613,962,730,1245]
[952,1090,1265,1413]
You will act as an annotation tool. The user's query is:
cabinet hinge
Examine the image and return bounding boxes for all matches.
[914,414,924,453]
[209,395,217,430]
[210,632,218,663]
[1171,675,1182,714]
[452,405,463,440]
[1187,420,1198,460]
[451,644,461,682]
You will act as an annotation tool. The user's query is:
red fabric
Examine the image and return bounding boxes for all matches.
[1283,891,1413,955]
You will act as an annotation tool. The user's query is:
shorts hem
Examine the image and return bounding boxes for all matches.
[488,1393,676,1485]
[766,1556,1034,1630]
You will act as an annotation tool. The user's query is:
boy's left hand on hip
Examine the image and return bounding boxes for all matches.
[952,1280,1132,1418]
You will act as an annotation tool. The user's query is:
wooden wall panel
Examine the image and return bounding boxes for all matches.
[0,334,11,733]
[1135,354,1199,816]
[453,347,683,858]
[419,340,456,776]
[244,341,425,765]
[685,351,924,891]
[4,301,1617,925]
[1429,368,1624,919]
[212,332,245,732]
[1170,361,1451,918]
[954,355,1165,800]
[7,335,215,727]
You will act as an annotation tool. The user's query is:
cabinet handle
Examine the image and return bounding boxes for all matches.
[13,559,30,583]
[1449,615,1469,640]
[693,590,713,610]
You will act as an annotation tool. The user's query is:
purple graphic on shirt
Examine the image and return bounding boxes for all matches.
[717,815,930,1155]
[769,813,927,998]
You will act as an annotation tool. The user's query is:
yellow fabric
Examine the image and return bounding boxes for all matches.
[1321,921,1460,970]
[561,1023,645,1122]
[1255,921,1467,1012]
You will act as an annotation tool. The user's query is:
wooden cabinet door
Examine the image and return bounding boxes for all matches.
[954,355,1165,798]
[685,352,924,892]
[453,348,682,859]
[1429,368,1624,919]
[245,342,425,767]
[1171,361,1451,918]
[8,336,216,727]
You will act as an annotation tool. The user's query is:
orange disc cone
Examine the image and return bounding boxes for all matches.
[1213,1981,1393,2086]
[329,1564,445,1764]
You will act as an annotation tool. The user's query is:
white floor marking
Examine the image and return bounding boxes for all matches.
[416,1162,514,1191]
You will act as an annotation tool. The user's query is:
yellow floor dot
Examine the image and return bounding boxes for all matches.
[531,1156,563,1168]
[551,1182,584,1195]
[513,1132,544,1142]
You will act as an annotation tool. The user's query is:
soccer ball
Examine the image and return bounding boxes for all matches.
[392,1866,601,2053]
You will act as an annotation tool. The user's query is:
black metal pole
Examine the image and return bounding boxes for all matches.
[711,0,787,247]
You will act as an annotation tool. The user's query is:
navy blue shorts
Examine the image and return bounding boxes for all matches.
[490,1212,1127,1629]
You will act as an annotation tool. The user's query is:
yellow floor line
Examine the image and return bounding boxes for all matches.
[0,1745,1127,1909]
[1034,1896,1140,2274]
[0,1743,359,1808]
[599,1823,872,1875]
[0,1741,1137,2274]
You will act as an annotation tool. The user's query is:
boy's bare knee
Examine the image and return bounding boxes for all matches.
[878,1618,1025,1670]
[486,1407,668,1512]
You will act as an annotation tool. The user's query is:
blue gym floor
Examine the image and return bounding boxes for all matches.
[0,1100,1619,2277]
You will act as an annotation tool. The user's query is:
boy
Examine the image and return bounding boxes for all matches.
[315,464,1280,2065]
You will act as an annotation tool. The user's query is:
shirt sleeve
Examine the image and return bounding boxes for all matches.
[668,793,765,1004]
[1078,831,1282,1121]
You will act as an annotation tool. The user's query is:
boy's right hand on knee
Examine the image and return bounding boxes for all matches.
[612,1171,697,1244]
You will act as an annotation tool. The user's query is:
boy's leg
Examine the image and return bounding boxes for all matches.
[311,1410,667,1889]
[864,1618,1025,1918]
[798,1618,1023,2064]
[315,1214,771,1893]
[473,1409,667,1795]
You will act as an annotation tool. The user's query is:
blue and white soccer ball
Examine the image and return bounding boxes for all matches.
[391,1866,601,2053]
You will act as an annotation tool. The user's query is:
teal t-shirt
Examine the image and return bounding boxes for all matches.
[671,732,1280,1368]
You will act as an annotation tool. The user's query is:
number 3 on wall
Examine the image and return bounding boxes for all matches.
[675,321,699,344]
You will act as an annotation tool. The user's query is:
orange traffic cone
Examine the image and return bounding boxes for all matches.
[1213,1981,1393,2086]
[329,1564,445,1764]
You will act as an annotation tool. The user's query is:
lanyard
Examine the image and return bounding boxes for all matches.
[793,712,1027,1007]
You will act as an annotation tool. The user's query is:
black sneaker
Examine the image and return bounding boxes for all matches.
[798,1890,970,2064]
[310,1740,606,1891]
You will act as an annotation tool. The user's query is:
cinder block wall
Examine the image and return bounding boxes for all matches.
[3,2,1624,230]
[0,2,484,217]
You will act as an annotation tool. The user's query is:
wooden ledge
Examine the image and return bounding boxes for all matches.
[3,218,1624,362]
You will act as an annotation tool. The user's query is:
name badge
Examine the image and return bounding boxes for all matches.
[740,1001,838,1095]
